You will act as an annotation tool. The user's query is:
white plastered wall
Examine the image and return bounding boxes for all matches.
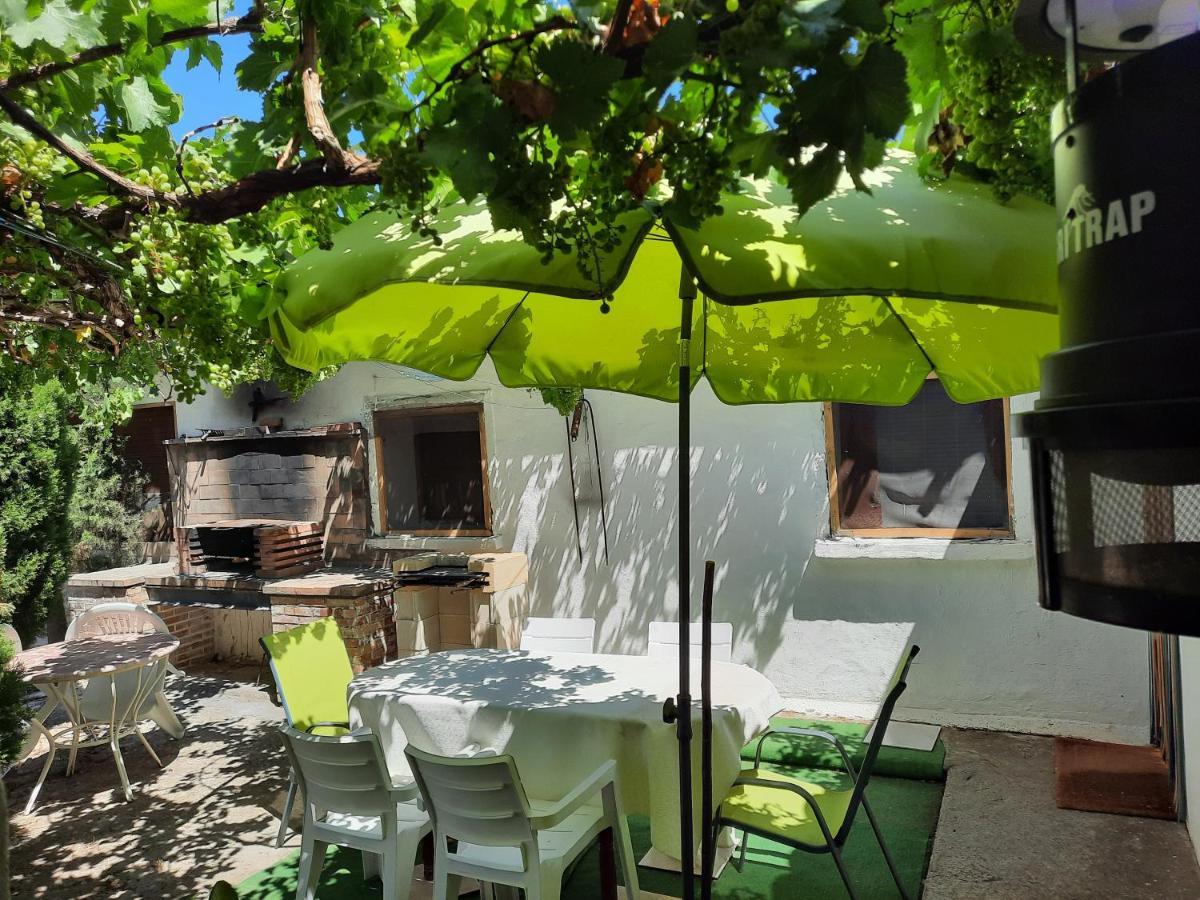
[165,360,1150,741]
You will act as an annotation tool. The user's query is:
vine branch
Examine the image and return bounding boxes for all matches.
[0,91,177,209]
[299,18,349,170]
[0,10,264,92]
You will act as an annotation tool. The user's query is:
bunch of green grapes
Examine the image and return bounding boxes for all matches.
[1,135,68,230]
[946,25,1058,204]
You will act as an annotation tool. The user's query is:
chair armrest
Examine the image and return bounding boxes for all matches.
[528,760,617,830]
[752,727,858,777]
[388,776,421,804]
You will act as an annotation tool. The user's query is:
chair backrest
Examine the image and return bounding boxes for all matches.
[839,644,920,841]
[405,745,537,854]
[647,621,733,663]
[260,617,353,732]
[279,725,396,817]
[520,617,596,654]
[68,602,168,640]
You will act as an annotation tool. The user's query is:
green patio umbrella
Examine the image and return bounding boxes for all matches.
[266,150,1058,897]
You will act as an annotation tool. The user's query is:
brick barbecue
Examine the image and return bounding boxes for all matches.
[65,420,529,672]
[175,519,325,577]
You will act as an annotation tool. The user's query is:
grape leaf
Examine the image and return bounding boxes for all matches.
[837,0,888,34]
[643,17,698,88]
[186,37,223,72]
[408,1,449,49]
[5,0,104,50]
[895,10,947,93]
[789,144,843,215]
[535,40,625,137]
[149,0,212,25]
[118,76,171,132]
[858,43,910,138]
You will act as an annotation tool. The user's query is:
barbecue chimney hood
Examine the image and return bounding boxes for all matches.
[1014,3,1200,634]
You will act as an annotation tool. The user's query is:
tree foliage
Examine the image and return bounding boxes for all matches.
[0,0,1060,399]
[0,378,77,644]
[70,416,150,574]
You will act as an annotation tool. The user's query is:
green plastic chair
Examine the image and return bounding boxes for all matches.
[716,645,920,900]
[260,617,355,848]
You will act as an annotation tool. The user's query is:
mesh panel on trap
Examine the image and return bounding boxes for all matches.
[1045,447,1200,598]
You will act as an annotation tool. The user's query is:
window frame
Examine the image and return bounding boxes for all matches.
[372,402,494,538]
[823,392,1016,540]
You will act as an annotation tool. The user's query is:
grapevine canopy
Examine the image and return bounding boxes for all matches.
[0,0,1058,401]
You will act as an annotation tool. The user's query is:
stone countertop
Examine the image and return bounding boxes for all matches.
[262,568,397,598]
[137,566,396,598]
[66,563,178,589]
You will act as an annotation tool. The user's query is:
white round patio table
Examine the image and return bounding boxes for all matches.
[348,648,783,867]
[13,632,179,809]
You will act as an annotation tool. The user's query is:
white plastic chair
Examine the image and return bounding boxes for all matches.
[67,602,186,740]
[406,745,639,900]
[647,621,734,663]
[520,618,596,654]
[280,726,431,900]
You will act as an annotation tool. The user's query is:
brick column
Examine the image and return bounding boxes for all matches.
[264,570,397,673]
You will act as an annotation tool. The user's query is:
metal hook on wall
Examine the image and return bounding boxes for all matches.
[564,395,610,566]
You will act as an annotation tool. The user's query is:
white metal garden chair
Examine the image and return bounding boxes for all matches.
[406,745,639,900]
[280,725,431,900]
[647,621,734,663]
[520,617,596,654]
[66,602,186,740]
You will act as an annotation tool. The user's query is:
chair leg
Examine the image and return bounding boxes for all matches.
[601,783,639,900]
[381,843,413,900]
[148,692,185,739]
[23,724,57,814]
[109,730,133,801]
[66,725,81,777]
[861,796,912,900]
[432,867,462,900]
[390,823,426,900]
[16,697,58,767]
[277,775,298,848]
[421,832,434,881]
[295,832,327,900]
[432,841,462,900]
[829,844,861,900]
[598,827,617,900]
[362,850,381,882]
[136,727,163,767]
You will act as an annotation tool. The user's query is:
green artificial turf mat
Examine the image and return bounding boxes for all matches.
[235,769,943,900]
[742,718,946,782]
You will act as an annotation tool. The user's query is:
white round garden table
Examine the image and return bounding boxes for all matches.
[13,632,178,808]
[348,649,783,867]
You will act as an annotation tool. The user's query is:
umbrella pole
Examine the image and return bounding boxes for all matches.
[675,273,697,900]
[700,559,716,898]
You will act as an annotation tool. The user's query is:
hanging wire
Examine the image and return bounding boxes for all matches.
[582,396,610,565]
[0,211,125,272]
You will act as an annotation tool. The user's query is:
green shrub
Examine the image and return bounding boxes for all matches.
[0,379,77,645]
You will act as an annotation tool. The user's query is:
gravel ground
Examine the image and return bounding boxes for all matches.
[6,666,296,899]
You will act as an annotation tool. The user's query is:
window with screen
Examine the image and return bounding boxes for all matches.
[826,379,1013,538]
[373,404,492,536]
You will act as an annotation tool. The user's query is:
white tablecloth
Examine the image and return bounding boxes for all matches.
[348,649,783,859]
